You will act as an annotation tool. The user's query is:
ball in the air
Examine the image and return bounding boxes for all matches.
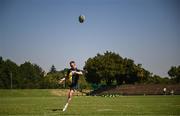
[79,15,85,23]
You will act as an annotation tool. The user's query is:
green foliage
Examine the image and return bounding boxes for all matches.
[19,62,45,88]
[0,58,19,88]
[48,65,57,74]
[84,51,123,85]
[84,51,179,87]
[0,57,45,89]
[0,55,178,89]
[42,70,65,89]
[78,74,92,90]
[145,75,172,84]
[0,56,90,89]
[168,66,180,83]
[84,51,152,86]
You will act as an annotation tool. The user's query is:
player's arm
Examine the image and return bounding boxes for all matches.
[59,77,65,84]
[75,71,83,75]
[72,70,83,75]
[59,69,70,84]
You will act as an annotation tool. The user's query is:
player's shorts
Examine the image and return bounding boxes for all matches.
[69,83,78,90]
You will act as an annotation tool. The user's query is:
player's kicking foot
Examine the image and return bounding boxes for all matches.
[62,103,68,111]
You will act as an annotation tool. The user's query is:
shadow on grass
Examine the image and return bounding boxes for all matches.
[47,108,80,115]
[51,108,63,111]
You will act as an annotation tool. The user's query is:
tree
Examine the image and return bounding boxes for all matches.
[19,62,44,88]
[49,65,57,74]
[84,57,102,85]
[84,51,125,86]
[0,56,3,64]
[168,66,180,83]
[0,58,19,89]
[41,69,66,89]
[84,51,157,86]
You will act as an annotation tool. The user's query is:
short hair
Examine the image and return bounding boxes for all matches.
[69,61,75,65]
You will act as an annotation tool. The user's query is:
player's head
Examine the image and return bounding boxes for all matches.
[70,61,76,69]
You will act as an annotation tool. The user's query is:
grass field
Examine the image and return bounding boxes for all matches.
[0,89,180,116]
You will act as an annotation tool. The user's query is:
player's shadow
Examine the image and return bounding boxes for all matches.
[51,108,62,112]
[48,108,80,115]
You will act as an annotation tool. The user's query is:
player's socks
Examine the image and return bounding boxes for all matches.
[62,103,68,111]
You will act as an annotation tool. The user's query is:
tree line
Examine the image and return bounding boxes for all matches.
[0,56,88,89]
[0,57,44,89]
[0,52,179,89]
[84,51,180,86]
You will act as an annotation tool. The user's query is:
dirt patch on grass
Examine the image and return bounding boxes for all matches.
[50,89,90,96]
[50,89,67,96]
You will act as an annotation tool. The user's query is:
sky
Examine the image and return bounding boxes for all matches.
[0,0,180,77]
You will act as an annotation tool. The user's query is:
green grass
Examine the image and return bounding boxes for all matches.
[0,89,180,116]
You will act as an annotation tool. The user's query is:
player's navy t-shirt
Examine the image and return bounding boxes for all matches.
[67,68,80,89]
